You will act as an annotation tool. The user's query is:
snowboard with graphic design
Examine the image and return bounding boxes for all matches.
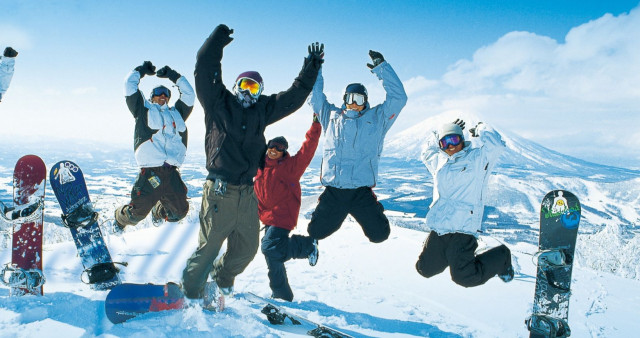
[104,282,185,324]
[8,155,46,296]
[50,160,122,290]
[526,190,580,338]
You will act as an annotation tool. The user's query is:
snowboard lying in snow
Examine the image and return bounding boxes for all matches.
[240,292,353,338]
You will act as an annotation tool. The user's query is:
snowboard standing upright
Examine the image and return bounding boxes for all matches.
[9,155,46,296]
[104,283,185,324]
[526,190,581,338]
[50,160,122,290]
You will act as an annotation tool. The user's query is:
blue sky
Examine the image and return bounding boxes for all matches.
[1,1,639,168]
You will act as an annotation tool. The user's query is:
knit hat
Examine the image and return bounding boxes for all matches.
[438,123,464,138]
[267,136,288,151]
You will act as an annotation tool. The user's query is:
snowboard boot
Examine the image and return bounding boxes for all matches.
[499,265,515,283]
[151,202,166,227]
[534,249,572,269]
[203,281,226,312]
[261,304,287,325]
[308,239,319,266]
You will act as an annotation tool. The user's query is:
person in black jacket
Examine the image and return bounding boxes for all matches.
[181,24,323,310]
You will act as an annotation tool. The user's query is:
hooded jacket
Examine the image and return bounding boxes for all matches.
[195,26,320,186]
[308,62,407,189]
[421,123,505,236]
[254,122,321,230]
[0,56,15,101]
[125,70,195,168]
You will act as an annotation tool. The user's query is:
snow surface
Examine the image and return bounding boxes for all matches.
[1,114,640,337]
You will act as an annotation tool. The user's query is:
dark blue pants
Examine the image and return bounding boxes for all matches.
[307,186,390,243]
[261,225,314,301]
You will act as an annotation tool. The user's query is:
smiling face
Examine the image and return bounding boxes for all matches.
[151,93,169,106]
[444,142,464,156]
[346,103,365,111]
[266,147,284,160]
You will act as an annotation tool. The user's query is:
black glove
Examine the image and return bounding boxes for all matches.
[213,24,234,47]
[3,47,18,58]
[453,118,465,130]
[366,50,385,69]
[135,61,156,78]
[156,65,181,83]
[313,113,320,124]
[469,122,483,137]
[305,42,325,71]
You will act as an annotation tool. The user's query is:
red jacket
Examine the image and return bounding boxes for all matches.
[254,122,321,230]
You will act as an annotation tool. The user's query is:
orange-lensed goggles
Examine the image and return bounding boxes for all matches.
[236,78,262,97]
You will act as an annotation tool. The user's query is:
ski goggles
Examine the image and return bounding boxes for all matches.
[236,78,262,98]
[439,134,463,149]
[267,141,287,152]
[345,93,366,106]
[152,86,171,98]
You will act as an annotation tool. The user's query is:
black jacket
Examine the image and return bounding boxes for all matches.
[195,26,320,185]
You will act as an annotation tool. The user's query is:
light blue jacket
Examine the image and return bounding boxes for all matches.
[421,123,505,236]
[308,61,407,189]
[0,56,15,102]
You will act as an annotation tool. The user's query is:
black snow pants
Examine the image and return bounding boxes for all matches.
[415,231,511,287]
[261,225,315,301]
[307,186,390,243]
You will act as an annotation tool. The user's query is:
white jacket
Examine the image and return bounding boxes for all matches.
[0,56,15,101]
[421,123,505,236]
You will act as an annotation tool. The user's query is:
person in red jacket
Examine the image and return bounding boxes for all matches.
[254,117,321,301]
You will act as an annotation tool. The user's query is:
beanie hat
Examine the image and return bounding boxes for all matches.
[438,123,464,138]
[236,71,263,87]
[267,136,288,151]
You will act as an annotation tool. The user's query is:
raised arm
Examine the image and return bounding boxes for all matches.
[124,61,156,118]
[264,42,323,125]
[368,50,408,130]
[289,120,322,179]
[0,47,18,101]
[194,24,233,114]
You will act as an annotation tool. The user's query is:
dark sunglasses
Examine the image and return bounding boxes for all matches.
[267,141,287,152]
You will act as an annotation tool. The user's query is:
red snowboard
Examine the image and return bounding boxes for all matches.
[11,155,46,296]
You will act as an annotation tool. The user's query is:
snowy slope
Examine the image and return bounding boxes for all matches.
[0,123,639,337]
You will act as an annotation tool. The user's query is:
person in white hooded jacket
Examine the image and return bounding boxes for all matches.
[415,119,514,287]
[114,61,195,231]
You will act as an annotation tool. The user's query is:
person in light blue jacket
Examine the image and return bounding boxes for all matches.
[0,47,18,102]
[306,48,407,250]
[416,119,514,287]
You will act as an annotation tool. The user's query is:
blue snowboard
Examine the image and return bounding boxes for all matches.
[105,283,185,324]
[50,160,121,290]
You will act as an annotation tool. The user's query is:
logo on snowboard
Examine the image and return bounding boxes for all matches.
[53,162,79,185]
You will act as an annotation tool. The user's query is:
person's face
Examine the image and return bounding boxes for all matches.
[151,93,169,105]
[346,103,365,112]
[444,142,463,156]
[267,147,284,160]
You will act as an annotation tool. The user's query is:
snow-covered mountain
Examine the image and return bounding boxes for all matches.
[0,117,639,336]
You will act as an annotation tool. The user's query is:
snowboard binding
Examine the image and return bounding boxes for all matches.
[81,262,127,285]
[61,204,98,228]
[0,199,44,223]
[526,313,571,337]
[534,249,573,292]
[261,304,301,325]
[0,263,46,291]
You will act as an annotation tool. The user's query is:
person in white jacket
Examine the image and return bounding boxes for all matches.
[415,119,514,287]
[0,47,18,102]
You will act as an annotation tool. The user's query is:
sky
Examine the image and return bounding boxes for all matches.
[1,0,639,168]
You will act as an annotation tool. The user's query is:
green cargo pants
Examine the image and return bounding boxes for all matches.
[182,180,259,299]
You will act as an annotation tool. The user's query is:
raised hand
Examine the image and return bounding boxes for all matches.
[135,61,156,78]
[3,47,18,58]
[156,65,181,83]
[366,50,385,69]
[453,118,466,130]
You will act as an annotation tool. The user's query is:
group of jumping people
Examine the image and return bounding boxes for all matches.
[1,24,514,309]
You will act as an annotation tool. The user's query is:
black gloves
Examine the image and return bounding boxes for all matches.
[304,42,325,71]
[156,65,181,83]
[453,118,466,130]
[469,122,483,137]
[3,47,18,58]
[367,50,385,69]
[213,24,234,48]
[135,61,156,78]
[313,113,320,124]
